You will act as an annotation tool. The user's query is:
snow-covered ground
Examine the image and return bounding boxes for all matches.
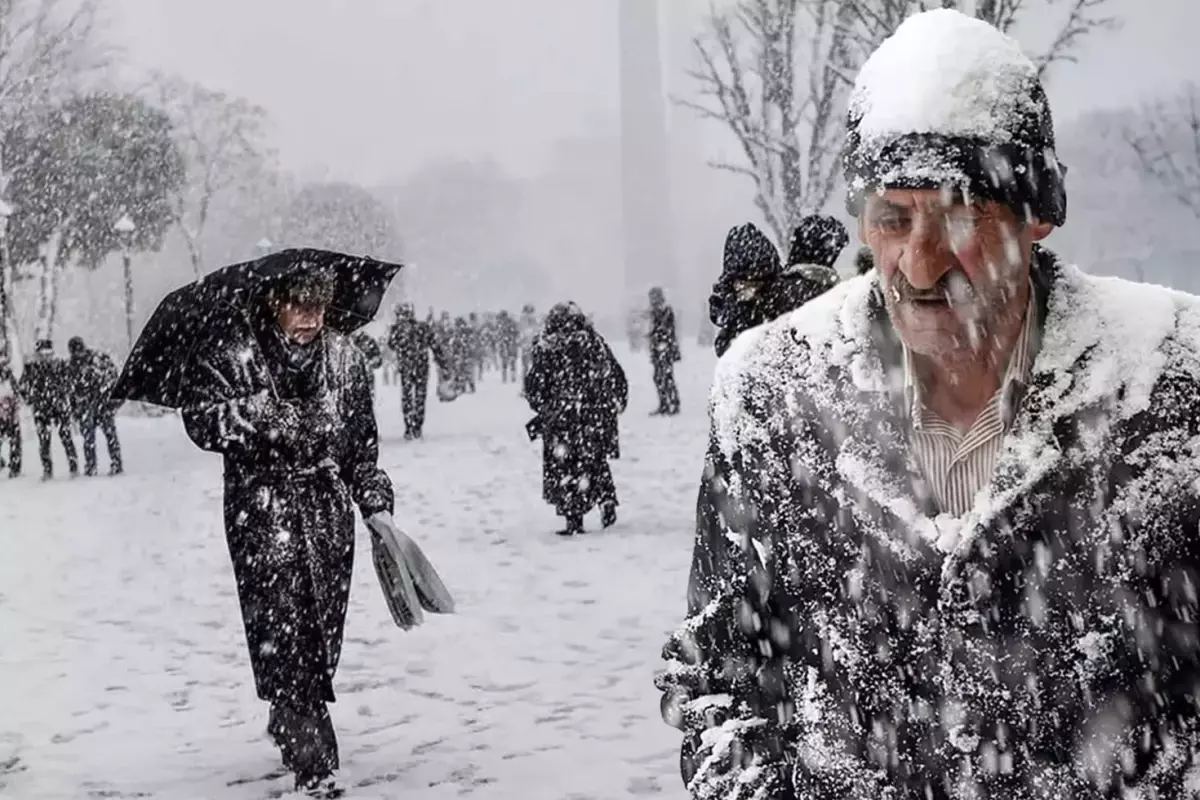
[0,344,713,800]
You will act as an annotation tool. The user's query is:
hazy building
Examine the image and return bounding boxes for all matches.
[619,0,675,312]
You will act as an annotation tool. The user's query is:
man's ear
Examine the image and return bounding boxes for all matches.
[857,215,869,245]
[1028,220,1054,242]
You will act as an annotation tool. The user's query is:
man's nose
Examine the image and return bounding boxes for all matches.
[898,214,953,291]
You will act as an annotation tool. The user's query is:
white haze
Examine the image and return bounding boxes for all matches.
[10,0,1199,356]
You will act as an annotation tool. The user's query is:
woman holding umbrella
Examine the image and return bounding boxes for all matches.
[116,253,400,797]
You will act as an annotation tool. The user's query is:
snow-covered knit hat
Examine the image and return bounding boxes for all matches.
[842,9,1066,226]
[786,215,849,269]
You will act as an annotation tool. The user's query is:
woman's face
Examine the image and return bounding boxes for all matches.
[275,301,326,344]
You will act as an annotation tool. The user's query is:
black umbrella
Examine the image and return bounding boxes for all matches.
[111,248,402,408]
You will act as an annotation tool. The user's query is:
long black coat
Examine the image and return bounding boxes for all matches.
[659,251,1200,799]
[181,310,393,706]
[524,323,627,510]
[18,357,72,419]
[648,305,681,365]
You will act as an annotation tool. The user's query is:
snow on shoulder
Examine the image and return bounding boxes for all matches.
[849,9,1039,147]
[708,277,866,458]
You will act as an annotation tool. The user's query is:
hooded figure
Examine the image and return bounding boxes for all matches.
[657,11,1200,800]
[647,287,681,415]
[66,336,123,476]
[180,266,393,795]
[709,220,843,357]
[523,302,627,536]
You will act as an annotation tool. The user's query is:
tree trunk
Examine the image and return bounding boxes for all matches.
[34,228,64,343]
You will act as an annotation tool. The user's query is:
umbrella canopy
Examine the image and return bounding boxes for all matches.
[111,248,402,408]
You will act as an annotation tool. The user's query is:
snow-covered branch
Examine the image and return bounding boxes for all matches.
[150,75,275,277]
[1126,82,1200,218]
[681,0,852,245]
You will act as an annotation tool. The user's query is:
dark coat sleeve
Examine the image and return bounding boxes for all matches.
[657,432,801,800]
[339,346,393,518]
[179,343,286,461]
[523,344,550,415]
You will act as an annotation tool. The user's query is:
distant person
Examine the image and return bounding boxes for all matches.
[451,317,477,394]
[0,355,20,477]
[518,304,541,386]
[524,303,627,535]
[647,287,681,415]
[495,310,520,383]
[66,336,123,476]
[386,304,445,440]
[18,340,78,480]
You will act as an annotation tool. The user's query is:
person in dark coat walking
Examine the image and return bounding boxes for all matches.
[647,287,680,416]
[524,303,627,536]
[450,317,477,394]
[180,266,394,796]
[386,304,444,440]
[66,336,123,476]
[655,12,1200,800]
[495,310,520,383]
[0,356,20,477]
[17,340,78,480]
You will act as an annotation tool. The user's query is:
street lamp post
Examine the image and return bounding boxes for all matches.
[114,214,136,353]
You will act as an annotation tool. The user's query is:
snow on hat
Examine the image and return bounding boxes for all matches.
[721,223,781,282]
[842,9,1066,226]
[786,215,849,269]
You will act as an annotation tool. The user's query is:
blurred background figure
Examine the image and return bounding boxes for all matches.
[66,336,123,477]
[0,355,20,478]
[646,287,680,416]
[18,340,78,481]
[386,303,445,440]
[495,309,521,383]
[524,302,627,536]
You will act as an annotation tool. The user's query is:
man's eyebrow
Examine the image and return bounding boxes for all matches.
[869,200,910,216]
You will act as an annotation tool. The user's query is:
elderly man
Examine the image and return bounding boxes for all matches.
[659,10,1200,800]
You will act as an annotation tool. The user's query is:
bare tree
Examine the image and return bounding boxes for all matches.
[151,75,274,277]
[683,0,1117,246]
[0,0,108,367]
[1125,82,1200,219]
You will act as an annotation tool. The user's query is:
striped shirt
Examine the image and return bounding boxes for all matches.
[904,292,1037,523]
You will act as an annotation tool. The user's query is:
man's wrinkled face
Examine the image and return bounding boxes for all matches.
[276,301,326,345]
[859,189,1053,362]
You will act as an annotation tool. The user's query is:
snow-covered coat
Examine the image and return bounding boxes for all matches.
[659,249,1200,799]
[524,319,627,511]
[182,309,393,706]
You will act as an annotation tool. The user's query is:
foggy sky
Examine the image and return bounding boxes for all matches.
[112,0,1200,186]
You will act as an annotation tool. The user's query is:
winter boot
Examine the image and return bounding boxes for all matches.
[298,775,344,798]
[601,503,617,529]
[556,514,584,537]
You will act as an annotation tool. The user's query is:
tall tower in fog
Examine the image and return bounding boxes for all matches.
[619,0,675,309]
